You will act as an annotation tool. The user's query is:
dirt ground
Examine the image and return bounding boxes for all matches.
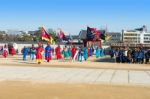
[0,55,150,71]
[0,81,150,99]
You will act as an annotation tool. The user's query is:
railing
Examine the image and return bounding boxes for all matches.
[111,43,150,47]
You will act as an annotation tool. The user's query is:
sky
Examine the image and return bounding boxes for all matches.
[0,0,150,34]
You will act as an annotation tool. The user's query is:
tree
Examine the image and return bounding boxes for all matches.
[22,34,33,41]
[0,31,6,41]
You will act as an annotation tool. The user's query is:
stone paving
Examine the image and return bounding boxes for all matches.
[0,66,150,86]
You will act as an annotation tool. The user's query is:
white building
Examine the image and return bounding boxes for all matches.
[122,26,150,44]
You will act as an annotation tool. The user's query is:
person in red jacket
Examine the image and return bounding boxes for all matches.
[55,44,62,60]
[36,42,44,64]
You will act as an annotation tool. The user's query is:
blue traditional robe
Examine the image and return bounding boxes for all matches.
[96,47,100,58]
[83,47,88,60]
[68,48,72,57]
[101,48,104,57]
[22,48,28,61]
[89,47,94,56]
[63,48,69,58]
[45,46,52,62]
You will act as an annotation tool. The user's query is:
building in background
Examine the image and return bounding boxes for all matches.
[122,25,150,44]
[106,32,122,43]
[5,30,27,35]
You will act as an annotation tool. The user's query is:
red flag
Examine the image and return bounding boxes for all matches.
[59,30,66,39]
[41,27,51,41]
[94,30,101,40]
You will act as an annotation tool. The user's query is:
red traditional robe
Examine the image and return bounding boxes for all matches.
[71,47,77,58]
[3,48,8,58]
[36,47,44,63]
[55,46,62,60]
[11,47,16,56]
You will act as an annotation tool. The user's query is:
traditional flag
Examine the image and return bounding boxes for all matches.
[100,30,106,40]
[59,30,65,39]
[59,30,68,41]
[87,27,95,40]
[41,27,54,44]
[94,30,101,40]
[105,34,112,41]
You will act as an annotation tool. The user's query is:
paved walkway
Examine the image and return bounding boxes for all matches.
[0,66,150,86]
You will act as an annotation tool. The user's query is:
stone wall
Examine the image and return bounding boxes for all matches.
[0,43,110,55]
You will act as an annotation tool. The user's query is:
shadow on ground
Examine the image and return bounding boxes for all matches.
[94,57,115,63]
